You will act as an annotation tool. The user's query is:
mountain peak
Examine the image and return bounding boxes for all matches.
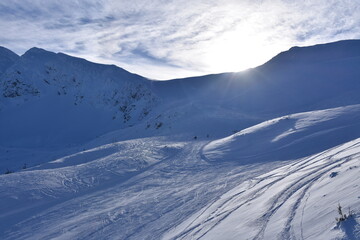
[0,46,20,75]
[0,46,19,58]
[26,47,49,53]
[22,47,57,59]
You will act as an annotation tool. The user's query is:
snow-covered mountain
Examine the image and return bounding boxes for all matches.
[0,46,19,75]
[0,47,158,148]
[0,40,359,239]
[2,40,360,149]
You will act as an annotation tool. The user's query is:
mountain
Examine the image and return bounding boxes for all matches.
[0,47,158,148]
[154,39,360,114]
[144,39,360,139]
[0,46,19,75]
[1,40,360,149]
[267,39,360,65]
[0,40,359,240]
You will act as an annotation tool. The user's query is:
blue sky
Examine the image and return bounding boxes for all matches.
[0,0,359,80]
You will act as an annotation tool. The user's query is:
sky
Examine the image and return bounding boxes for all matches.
[0,0,359,80]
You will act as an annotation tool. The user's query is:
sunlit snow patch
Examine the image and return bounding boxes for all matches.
[203,105,360,163]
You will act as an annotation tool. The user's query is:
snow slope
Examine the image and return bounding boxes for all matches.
[1,106,359,240]
[0,39,360,239]
[166,138,360,240]
[204,105,360,163]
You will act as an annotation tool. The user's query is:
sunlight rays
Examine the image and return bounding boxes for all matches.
[203,26,282,73]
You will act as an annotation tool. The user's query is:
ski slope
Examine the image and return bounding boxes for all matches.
[1,105,359,239]
[167,139,360,240]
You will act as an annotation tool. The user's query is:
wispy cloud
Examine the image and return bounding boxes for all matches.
[0,0,359,79]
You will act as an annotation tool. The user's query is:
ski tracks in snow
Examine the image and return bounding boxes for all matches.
[2,138,359,240]
[169,141,360,240]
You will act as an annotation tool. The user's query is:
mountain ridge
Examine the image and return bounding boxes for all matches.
[1,39,360,149]
[264,39,360,66]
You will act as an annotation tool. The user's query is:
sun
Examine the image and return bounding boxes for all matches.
[203,28,280,73]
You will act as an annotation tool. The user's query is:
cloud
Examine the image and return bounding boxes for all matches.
[0,0,359,79]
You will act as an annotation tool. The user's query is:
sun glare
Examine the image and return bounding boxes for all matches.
[203,27,281,73]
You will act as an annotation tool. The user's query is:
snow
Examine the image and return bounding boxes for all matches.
[0,39,360,239]
[203,105,360,163]
[0,47,157,149]
[166,139,360,240]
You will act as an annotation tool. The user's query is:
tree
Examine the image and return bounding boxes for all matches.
[335,203,351,222]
